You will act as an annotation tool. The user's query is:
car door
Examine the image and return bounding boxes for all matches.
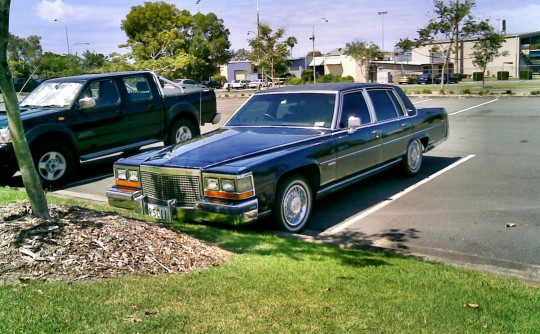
[366,89,412,163]
[121,75,165,142]
[72,78,129,155]
[334,90,381,180]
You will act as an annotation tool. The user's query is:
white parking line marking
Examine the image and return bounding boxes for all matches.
[449,99,498,116]
[321,154,476,235]
[413,99,432,104]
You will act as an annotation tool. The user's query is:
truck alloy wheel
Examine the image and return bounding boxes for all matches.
[33,143,76,187]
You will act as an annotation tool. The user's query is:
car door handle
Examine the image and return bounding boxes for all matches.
[371,130,381,138]
[401,123,411,127]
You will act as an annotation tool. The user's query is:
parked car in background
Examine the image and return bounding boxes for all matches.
[434,74,460,84]
[202,80,222,89]
[231,80,250,89]
[11,78,42,92]
[107,83,449,232]
[398,74,418,84]
[174,79,206,89]
[248,79,269,89]
[417,73,433,84]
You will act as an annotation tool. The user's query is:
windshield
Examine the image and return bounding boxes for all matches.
[226,92,337,128]
[20,81,83,108]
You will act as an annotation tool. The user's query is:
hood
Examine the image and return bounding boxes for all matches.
[143,127,328,169]
[0,106,64,126]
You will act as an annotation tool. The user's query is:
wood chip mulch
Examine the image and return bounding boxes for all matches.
[0,202,231,284]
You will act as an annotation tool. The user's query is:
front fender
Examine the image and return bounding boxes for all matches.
[25,123,77,150]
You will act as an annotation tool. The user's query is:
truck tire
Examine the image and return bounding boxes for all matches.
[274,174,313,232]
[402,139,423,176]
[166,119,198,146]
[33,143,77,188]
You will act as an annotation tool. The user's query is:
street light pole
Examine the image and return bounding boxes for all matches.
[310,17,328,84]
[53,18,70,55]
[70,42,90,55]
[377,11,388,52]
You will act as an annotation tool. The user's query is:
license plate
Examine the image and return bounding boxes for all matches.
[147,203,172,221]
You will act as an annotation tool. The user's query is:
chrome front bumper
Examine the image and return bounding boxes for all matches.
[106,186,259,226]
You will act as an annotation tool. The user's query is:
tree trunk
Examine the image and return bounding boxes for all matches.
[0,0,50,218]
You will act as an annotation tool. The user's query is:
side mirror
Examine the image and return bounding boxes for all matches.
[211,113,222,125]
[79,97,96,109]
[347,116,361,134]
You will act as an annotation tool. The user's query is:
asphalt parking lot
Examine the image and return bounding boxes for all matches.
[6,95,540,282]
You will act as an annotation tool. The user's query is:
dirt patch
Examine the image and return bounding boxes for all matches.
[0,202,231,284]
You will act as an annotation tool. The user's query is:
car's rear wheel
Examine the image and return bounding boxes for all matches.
[402,139,423,176]
[166,119,198,146]
[33,143,77,188]
[274,175,313,232]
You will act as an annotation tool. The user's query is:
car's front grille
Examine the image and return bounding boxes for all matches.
[141,167,201,206]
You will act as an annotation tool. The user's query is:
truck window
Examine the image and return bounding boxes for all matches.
[367,89,400,122]
[340,91,371,128]
[82,79,120,108]
[123,76,153,102]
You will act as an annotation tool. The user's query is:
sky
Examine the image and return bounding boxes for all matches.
[8,0,540,58]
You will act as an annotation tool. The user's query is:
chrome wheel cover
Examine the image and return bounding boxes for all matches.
[283,184,308,227]
[175,126,192,143]
[408,140,421,171]
[37,151,67,181]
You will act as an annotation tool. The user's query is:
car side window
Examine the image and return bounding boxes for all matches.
[367,89,400,122]
[123,76,153,102]
[340,91,371,128]
[82,79,120,108]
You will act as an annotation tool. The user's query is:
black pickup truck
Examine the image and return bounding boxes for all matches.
[107,83,448,232]
[0,71,220,187]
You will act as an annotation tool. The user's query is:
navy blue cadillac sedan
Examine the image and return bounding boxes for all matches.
[107,83,448,232]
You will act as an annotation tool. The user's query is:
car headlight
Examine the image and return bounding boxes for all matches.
[203,173,255,200]
[0,127,11,144]
[114,165,141,188]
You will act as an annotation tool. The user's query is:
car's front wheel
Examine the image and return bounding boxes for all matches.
[166,119,198,146]
[402,139,423,176]
[33,143,77,188]
[274,175,313,232]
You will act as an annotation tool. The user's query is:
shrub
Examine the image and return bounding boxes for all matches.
[519,70,533,80]
[316,74,336,83]
[422,88,432,94]
[497,71,509,80]
[454,73,467,81]
[339,76,355,83]
[288,77,304,85]
[301,69,314,82]
[461,88,472,95]
[439,89,446,95]
[531,90,540,95]
[472,72,484,81]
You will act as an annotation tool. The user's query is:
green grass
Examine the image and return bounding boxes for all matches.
[1,188,539,333]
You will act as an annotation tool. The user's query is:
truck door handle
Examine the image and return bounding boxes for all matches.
[401,123,411,127]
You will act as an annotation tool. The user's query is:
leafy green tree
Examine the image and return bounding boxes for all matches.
[40,52,83,77]
[471,23,509,88]
[120,1,231,80]
[0,0,49,218]
[7,33,42,77]
[286,36,298,57]
[248,23,291,83]
[232,48,250,61]
[416,0,490,87]
[344,40,383,82]
[81,50,107,71]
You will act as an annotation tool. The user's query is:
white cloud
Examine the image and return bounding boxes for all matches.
[36,0,75,21]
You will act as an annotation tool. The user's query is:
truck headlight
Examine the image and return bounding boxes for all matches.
[114,165,141,188]
[0,127,11,144]
[203,173,255,200]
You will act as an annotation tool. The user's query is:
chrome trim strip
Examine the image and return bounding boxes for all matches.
[80,139,161,161]
[140,165,201,176]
